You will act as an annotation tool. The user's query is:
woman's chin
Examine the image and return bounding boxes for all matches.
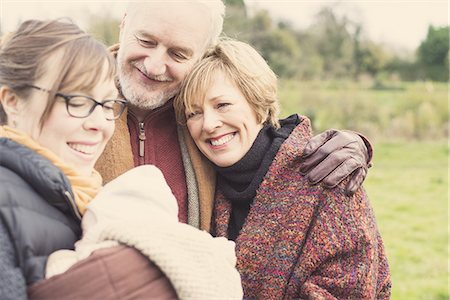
[65,156,95,176]
[77,166,94,177]
[210,156,240,168]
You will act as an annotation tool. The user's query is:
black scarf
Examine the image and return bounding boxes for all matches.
[214,114,300,240]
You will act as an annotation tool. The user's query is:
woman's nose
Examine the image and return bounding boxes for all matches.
[83,105,110,131]
[202,111,222,133]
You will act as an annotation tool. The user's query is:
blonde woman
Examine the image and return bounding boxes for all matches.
[175,39,391,299]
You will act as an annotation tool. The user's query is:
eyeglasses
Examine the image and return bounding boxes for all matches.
[26,85,127,121]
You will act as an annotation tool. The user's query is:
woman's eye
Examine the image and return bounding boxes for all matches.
[103,103,114,110]
[217,103,231,110]
[186,111,200,119]
[68,103,84,108]
[68,97,89,108]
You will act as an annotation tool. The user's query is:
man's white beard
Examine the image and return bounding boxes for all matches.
[117,53,179,111]
[119,72,177,111]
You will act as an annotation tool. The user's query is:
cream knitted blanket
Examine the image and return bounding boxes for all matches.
[99,221,243,300]
[47,166,242,299]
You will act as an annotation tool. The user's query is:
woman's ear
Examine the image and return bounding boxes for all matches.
[0,86,22,119]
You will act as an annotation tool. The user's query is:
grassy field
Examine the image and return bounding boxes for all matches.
[278,80,448,141]
[366,141,448,299]
[277,80,448,299]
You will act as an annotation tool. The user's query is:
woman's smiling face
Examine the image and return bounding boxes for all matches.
[186,71,263,167]
[14,58,116,176]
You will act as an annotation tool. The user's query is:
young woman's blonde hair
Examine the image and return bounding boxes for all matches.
[175,38,280,128]
[0,19,116,126]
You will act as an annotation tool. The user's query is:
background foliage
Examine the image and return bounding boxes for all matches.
[225,2,449,82]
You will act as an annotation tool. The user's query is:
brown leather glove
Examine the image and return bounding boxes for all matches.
[299,129,373,196]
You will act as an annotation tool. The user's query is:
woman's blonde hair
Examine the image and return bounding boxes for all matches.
[0,19,116,125]
[175,38,280,128]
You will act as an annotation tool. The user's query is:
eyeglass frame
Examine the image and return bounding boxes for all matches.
[25,84,127,121]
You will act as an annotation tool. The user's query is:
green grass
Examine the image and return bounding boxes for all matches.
[365,141,448,300]
[278,80,448,141]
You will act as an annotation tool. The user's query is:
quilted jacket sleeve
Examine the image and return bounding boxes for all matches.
[0,221,27,300]
[27,245,178,299]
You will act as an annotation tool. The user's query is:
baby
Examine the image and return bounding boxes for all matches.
[46,165,242,299]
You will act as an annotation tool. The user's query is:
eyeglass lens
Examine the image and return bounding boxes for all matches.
[67,97,124,120]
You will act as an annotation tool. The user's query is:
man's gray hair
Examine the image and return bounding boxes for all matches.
[194,0,226,47]
[125,0,225,48]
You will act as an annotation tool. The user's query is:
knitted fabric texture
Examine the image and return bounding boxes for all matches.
[99,223,242,300]
[213,116,391,299]
[214,114,299,240]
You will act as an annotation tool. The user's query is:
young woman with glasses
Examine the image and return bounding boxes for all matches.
[0,18,123,298]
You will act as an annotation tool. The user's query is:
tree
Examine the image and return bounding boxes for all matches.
[87,14,120,46]
[309,6,355,79]
[417,26,449,82]
[223,0,249,40]
[244,10,302,78]
[224,0,245,9]
[359,41,390,77]
[252,27,302,77]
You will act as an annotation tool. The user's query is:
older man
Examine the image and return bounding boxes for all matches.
[95,0,372,231]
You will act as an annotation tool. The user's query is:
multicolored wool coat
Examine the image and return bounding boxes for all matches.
[213,117,391,299]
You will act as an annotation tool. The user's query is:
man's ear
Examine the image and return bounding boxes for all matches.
[119,13,127,40]
[0,86,22,117]
[120,13,127,29]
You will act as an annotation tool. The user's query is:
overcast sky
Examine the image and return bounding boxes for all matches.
[246,0,448,51]
[1,0,448,51]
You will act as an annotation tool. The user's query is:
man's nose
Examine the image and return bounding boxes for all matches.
[143,48,167,77]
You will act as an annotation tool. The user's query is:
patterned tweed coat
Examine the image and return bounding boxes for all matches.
[213,117,391,299]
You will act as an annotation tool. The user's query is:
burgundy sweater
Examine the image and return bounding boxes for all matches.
[127,102,187,223]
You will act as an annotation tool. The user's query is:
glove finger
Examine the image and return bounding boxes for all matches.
[302,129,337,158]
[301,144,357,177]
[322,157,361,188]
[345,167,367,196]
[305,150,350,184]
[299,154,321,174]
[302,133,359,169]
[336,132,370,165]
[300,138,352,174]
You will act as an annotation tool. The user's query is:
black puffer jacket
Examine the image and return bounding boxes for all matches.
[0,138,82,299]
